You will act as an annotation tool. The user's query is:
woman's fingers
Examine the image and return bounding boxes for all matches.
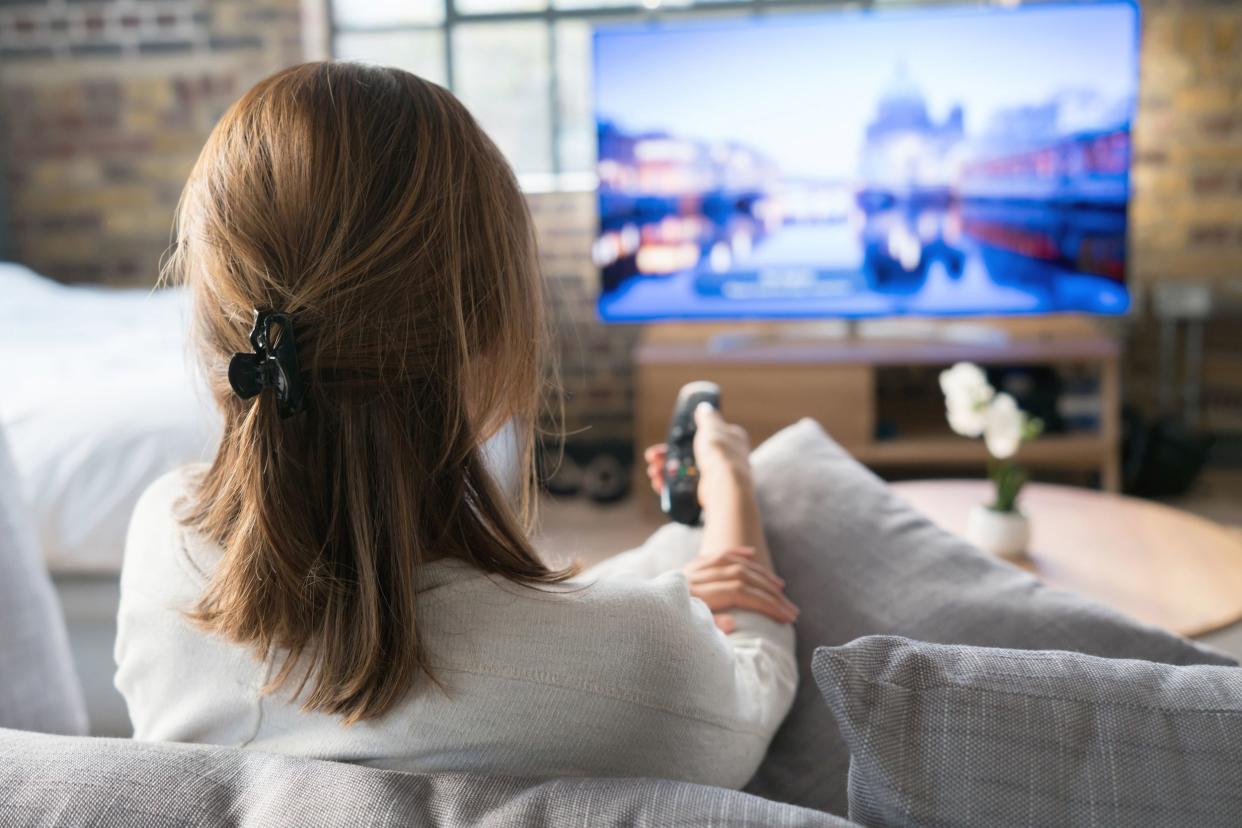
[713,613,737,634]
[644,444,668,493]
[689,571,799,622]
[646,465,663,494]
[647,462,664,493]
[686,557,784,592]
[693,581,799,624]
[695,549,784,591]
[698,545,761,568]
[684,546,799,623]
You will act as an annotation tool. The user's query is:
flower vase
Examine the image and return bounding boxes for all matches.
[966,503,1030,559]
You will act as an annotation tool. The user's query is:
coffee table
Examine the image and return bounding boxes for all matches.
[890,480,1242,637]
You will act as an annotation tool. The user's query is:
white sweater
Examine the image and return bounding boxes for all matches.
[114,468,797,789]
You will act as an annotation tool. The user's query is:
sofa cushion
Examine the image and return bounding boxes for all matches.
[0,728,857,827]
[739,419,1234,816]
[0,424,87,735]
[813,636,1242,828]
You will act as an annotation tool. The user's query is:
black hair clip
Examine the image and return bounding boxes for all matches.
[228,309,306,419]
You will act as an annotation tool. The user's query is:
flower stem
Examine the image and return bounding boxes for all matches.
[988,457,1027,513]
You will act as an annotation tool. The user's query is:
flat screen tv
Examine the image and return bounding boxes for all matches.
[593,2,1138,322]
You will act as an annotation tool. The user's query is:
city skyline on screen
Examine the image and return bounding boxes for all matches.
[592,2,1138,322]
[594,3,1138,181]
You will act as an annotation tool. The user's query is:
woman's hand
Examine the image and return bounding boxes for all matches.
[646,406,793,632]
[643,404,753,508]
[681,545,799,633]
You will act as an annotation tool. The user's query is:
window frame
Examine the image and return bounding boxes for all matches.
[326,0,875,182]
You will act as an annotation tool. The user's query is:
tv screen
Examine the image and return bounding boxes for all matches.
[593,2,1138,322]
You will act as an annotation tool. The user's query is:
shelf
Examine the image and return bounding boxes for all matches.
[637,316,1121,367]
[634,316,1123,492]
[851,433,1114,468]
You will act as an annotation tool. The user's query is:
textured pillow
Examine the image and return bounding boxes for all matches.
[0,727,858,828]
[738,420,1234,816]
[813,636,1242,828]
[0,424,88,735]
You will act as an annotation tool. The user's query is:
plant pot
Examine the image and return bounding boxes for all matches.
[966,503,1030,559]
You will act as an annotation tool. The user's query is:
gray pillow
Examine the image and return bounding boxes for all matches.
[813,636,1242,828]
[0,424,87,735]
[739,420,1234,816]
[0,727,858,827]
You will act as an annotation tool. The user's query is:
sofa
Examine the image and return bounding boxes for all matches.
[3,419,1240,827]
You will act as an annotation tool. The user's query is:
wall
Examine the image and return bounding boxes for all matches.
[1123,0,1242,431]
[0,0,306,284]
[1133,0,1242,296]
[1,0,1239,444]
[531,190,639,448]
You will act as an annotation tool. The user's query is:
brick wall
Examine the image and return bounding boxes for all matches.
[1133,1,1242,296]
[1,0,1240,444]
[1126,0,1242,430]
[531,190,639,447]
[0,0,305,284]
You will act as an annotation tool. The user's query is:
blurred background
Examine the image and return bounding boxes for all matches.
[0,0,1239,471]
[0,0,1239,735]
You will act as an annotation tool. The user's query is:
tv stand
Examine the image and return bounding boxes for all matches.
[634,315,1121,495]
[705,318,1013,352]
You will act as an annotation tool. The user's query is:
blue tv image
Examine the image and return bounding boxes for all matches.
[593,2,1138,322]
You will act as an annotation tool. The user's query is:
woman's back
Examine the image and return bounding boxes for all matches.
[116,468,796,789]
[126,61,797,788]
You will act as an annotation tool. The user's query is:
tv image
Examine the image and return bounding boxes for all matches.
[593,2,1138,322]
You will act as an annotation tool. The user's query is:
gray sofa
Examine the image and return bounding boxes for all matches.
[3,420,1237,827]
[0,728,854,827]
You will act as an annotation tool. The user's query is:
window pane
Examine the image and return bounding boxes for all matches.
[555,21,594,174]
[452,24,553,175]
[554,0,634,9]
[335,31,447,86]
[332,0,444,28]
[456,0,546,14]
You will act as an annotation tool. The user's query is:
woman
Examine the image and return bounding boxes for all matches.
[115,62,799,790]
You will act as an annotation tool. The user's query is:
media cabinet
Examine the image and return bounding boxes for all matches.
[634,316,1122,494]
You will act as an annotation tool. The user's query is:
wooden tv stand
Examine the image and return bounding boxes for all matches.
[634,316,1121,494]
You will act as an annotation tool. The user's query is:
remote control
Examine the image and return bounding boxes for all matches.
[660,381,722,525]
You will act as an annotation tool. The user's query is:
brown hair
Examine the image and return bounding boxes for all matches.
[164,61,572,723]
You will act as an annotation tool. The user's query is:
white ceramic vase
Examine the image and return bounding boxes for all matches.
[966,503,1030,559]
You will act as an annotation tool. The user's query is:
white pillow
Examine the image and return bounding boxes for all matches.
[0,421,89,734]
[0,263,221,573]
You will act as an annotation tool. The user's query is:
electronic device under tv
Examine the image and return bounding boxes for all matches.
[593,2,1139,323]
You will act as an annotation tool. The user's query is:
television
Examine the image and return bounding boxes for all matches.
[593,2,1138,322]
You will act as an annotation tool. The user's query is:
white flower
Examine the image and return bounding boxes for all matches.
[946,398,988,438]
[940,362,994,439]
[939,362,991,404]
[984,393,1024,460]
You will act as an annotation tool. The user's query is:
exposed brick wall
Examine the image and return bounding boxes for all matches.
[1128,1,1242,431]
[531,190,639,447]
[1132,0,1242,296]
[0,0,304,284]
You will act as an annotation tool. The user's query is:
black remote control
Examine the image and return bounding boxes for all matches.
[660,381,722,526]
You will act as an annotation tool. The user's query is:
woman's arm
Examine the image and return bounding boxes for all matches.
[644,405,799,632]
[692,405,774,572]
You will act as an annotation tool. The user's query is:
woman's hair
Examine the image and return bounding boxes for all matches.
[164,61,572,723]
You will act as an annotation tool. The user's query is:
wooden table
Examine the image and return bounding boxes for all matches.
[890,480,1242,638]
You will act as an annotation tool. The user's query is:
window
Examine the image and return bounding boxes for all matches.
[452,23,553,174]
[329,0,833,186]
